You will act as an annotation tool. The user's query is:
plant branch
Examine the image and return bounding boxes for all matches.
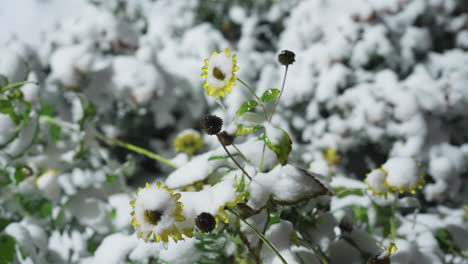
[217,134,252,181]
[228,208,288,264]
[269,66,289,122]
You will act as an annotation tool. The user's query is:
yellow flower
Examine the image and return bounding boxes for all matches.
[130,182,186,243]
[323,147,341,166]
[201,48,239,99]
[173,129,204,156]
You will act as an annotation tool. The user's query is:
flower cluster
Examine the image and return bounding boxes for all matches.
[131,179,243,243]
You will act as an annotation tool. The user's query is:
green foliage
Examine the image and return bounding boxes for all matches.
[106,174,118,183]
[0,218,12,233]
[435,228,461,256]
[262,127,292,165]
[0,235,16,264]
[334,187,365,198]
[0,170,12,187]
[372,202,395,238]
[235,124,261,136]
[40,102,62,143]
[13,165,33,185]
[195,232,229,264]
[236,100,259,116]
[352,206,369,223]
[260,89,280,102]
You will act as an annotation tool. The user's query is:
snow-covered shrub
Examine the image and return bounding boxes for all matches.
[0,0,467,263]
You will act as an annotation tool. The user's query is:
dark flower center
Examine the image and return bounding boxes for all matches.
[144,209,162,225]
[212,67,226,81]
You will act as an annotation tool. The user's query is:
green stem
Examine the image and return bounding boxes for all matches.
[238,78,268,119]
[40,115,179,169]
[228,208,288,264]
[232,143,250,163]
[295,236,329,264]
[217,135,252,181]
[1,81,38,93]
[95,133,179,169]
[269,66,289,122]
[259,143,266,172]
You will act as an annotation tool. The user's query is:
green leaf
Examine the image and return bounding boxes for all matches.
[0,100,14,115]
[109,209,117,219]
[263,127,292,165]
[87,239,99,254]
[39,102,54,117]
[49,124,62,143]
[0,234,16,264]
[208,155,230,161]
[40,102,62,143]
[0,170,11,187]
[106,174,117,183]
[78,98,97,129]
[13,165,33,185]
[261,89,280,102]
[40,200,53,217]
[236,100,259,116]
[0,218,12,232]
[436,228,457,254]
[352,206,368,223]
[334,187,364,198]
[235,124,261,136]
[372,202,394,237]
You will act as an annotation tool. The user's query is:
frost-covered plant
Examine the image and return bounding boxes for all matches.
[1,0,468,263]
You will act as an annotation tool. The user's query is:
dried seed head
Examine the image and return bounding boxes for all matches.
[200,115,223,135]
[195,212,216,233]
[278,50,295,66]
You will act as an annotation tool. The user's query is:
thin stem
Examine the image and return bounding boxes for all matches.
[269,66,289,122]
[40,115,78,131]
[217,134,252,181]
[1,81,38,93]
[95,133,179,169]
[259,143,266,172]
[238,78,268,119]
[232,143,250,163]
[228,208,288,264]
[40,115,179,169]
[296,236,329,264]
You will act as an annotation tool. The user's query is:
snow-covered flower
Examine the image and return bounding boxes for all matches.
[366,157,425,196]
[365,168,390,198]
[173,129,203,156]
[201,48,239,99]
[382,157,425,194]
[130,182,186,243]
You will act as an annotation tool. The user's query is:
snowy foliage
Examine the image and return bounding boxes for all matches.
[0,0,467,263]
